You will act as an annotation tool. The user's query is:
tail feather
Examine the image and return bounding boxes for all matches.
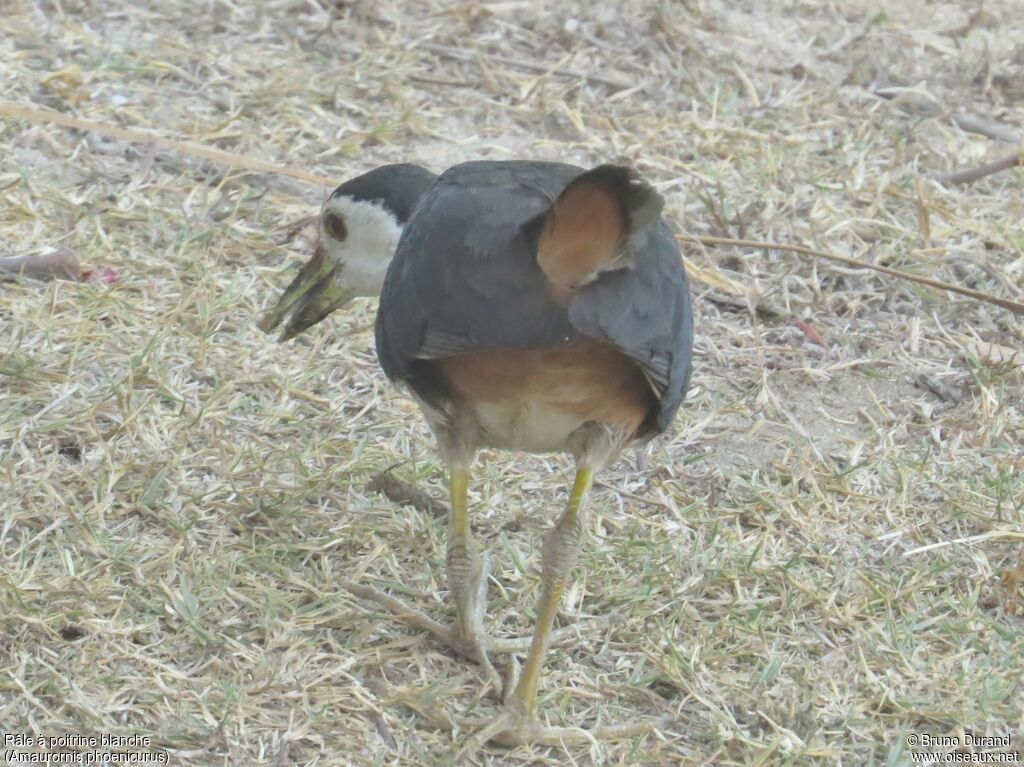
[535,165,663,300]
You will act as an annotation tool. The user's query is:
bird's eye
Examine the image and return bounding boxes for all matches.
[324,211,348,241]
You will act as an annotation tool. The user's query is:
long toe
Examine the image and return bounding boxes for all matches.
[339,576,506,696]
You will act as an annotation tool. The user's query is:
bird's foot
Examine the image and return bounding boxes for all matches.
[447,627,504,699]
[338,576,505,694]
[454,700,661,762]
[338,576,467,652]
[338,577,579,695]
[338,577,582,653]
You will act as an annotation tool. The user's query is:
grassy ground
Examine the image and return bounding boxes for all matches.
[2,1,1023,765]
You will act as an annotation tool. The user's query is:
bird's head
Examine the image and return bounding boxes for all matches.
[258,194,401,341]
[259,163,435,341]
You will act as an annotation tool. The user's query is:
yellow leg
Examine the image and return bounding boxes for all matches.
[455,466,661,760]
[449,467,470,536]
[511,467,593,714]
[445,466,502,691]
[447,467,482,640]
[341,465,551,697]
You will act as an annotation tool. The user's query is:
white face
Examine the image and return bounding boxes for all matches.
[319,195,403,298]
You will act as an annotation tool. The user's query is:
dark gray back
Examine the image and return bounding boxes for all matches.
[375,160,693,434]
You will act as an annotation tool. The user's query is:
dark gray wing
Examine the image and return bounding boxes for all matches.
[567,219,693,432]
[376,161,581,384]
[375,160,693,432]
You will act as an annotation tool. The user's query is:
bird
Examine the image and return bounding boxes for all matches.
[260,160,694,754]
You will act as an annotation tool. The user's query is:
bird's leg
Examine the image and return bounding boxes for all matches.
[445,466,503,693]
[507,466,591,715]
[455,466,657,760]
[338,461,575,682]
[458,466,596,754]
[340,466,501,692]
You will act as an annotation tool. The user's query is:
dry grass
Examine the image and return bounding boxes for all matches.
[2,1,1023,765]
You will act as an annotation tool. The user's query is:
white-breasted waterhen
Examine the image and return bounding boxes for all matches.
[261,160,694,754]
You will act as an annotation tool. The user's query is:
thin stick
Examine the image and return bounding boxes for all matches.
[0,249,81,280]
[935,153,1021,186]
[684,234,1024,316]
[873,88,1022,144]
[367,470,449,518]
[952,114,1021,144]
[0,103,340,188]
[408,74,476,88]
[420,43,632,90]
[594,479,674,510]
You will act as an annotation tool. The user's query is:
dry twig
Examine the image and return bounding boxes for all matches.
[686,234,1024,316]
[950,114,1021,144]
[934,152,1022,186]
[0,103,338,187]
[366,470,449,518]
[420,42,633,90]
[914,373,962,405]
[0,249,80,280]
